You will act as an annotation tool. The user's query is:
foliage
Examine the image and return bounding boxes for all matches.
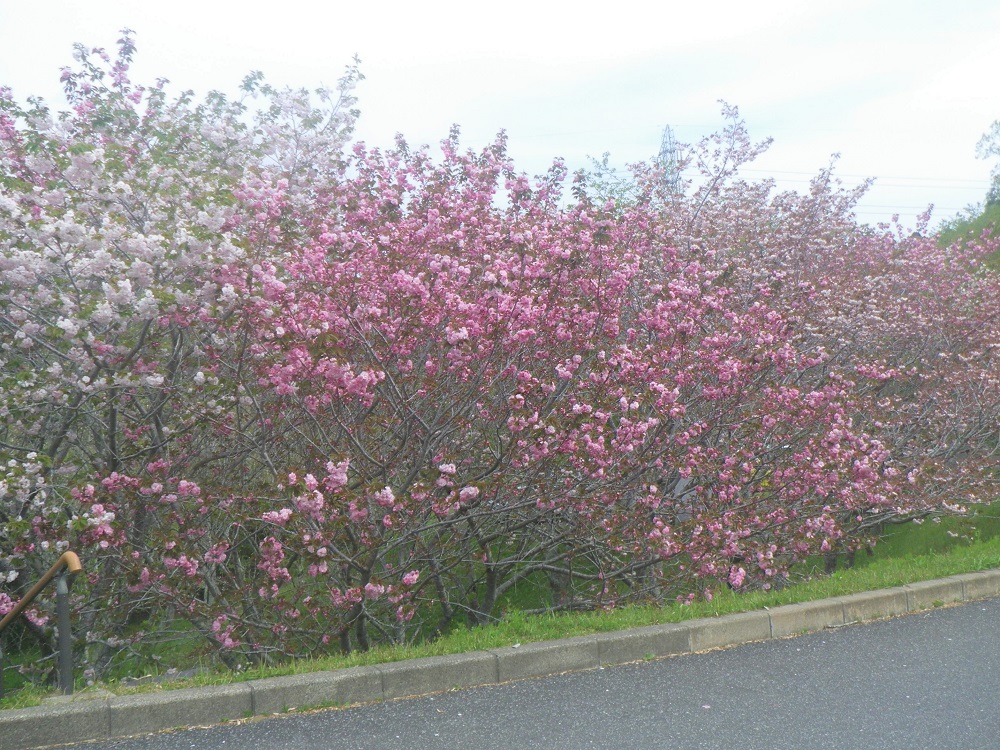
[1,34,998,684]
[937,202,1000,268]
[937,119,1000,262]
[976,119,1000,206]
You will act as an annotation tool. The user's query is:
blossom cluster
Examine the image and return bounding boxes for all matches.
[1,34,996,676]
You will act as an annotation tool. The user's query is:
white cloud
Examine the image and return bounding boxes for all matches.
[2,0,997,225]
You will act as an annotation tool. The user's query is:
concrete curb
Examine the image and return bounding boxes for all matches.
[4,569,1000,750]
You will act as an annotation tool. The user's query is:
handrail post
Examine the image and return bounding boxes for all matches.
[0,552,82,700]
[55,573,74,695]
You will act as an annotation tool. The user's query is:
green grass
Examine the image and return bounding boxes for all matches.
[4,507,1000,710]
[936,202,1000,271]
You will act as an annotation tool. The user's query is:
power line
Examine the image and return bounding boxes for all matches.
[595,164,989,189]
[739,167,990,186]
[763,178,982,191]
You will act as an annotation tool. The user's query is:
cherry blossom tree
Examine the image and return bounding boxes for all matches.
[2,36,997,681]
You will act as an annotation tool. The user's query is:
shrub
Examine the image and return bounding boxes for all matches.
[2,35,997,678]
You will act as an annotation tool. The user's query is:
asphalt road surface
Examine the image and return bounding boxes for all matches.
[62,598,1000,750]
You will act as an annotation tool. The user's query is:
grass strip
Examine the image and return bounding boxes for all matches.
[4,530,1000,710]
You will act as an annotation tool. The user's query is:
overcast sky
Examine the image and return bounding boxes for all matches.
[2,0,998,228]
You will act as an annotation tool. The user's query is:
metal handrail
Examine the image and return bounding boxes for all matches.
[0,551,83,697]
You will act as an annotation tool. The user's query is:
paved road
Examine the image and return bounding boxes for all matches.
[63,598,1000,750]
